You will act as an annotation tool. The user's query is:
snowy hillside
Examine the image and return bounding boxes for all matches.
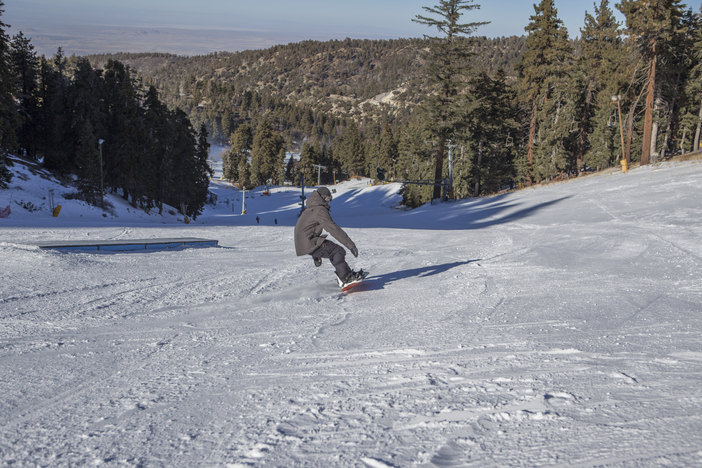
[1,156,702,467]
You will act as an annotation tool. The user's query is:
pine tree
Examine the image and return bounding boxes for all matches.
[222,150,239,182]
[193,123,214,216]
[413,0,489,199]
[0,0,19,187]
[251,117,285,185]
[337,123,366,177]
[166,113,210,219]
[10,32,39,160]
[377,124,398,179]
[396,112,435,207]
[684,9,702,152]
[142,86,169,213]
[318,143,338,185]
[221,106,234,138]
[238,158,253,189]
[75,120,101,205]
[517,0,575,183]
[578,0,626,171]
[284,153,296,183]
[617,0,686,165]
[66,59,105,175]
[35,53,67,171]
[298,141,319,184]
[656,8,696,157]
[102,60,141,202]
[462,70,519,197]
[225,123,252,182]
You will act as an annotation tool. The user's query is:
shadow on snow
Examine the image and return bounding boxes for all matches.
[337,194,573,231]
[209,191,572,231]
[348,260,478,293]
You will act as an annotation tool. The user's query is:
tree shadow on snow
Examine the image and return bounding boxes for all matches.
[204,190,572,232]
[352,260,478,292]
[337,194,574,231]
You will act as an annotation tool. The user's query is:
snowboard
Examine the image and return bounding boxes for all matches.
[340,270,369,293]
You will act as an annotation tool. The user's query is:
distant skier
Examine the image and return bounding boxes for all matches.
[294,187,364,287]
[256,216,260,224]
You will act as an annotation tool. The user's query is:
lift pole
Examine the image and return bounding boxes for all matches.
[300,170,307,216]
[312,164,327,186]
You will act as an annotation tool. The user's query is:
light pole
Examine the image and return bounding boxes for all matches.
[98,139,105,207]
[612,96,627,172]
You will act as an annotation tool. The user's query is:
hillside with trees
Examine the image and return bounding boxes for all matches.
[2,0,701,209]
[2,7,213,218]
[86,36,527,144]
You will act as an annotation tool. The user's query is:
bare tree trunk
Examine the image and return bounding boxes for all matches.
[526,100,538,185]
[663,70,682,158]
[473,138,483,197]
[577,81,593,176]
[681,130,687,155]
[624,80,647,165]
[433,84,449,201]
[433,139,445,201]
[641,38,657,166]
[694,101,702,152]
[626,107,635,164]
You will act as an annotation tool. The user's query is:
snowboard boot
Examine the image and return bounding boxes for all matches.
[337,269,365,287]
[313,257,322,267]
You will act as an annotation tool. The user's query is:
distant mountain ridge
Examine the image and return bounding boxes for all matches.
[85,36,528,139]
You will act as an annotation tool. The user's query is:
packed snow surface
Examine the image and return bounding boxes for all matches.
[1,154,702,467]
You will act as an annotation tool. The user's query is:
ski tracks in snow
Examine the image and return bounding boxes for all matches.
[3,160,702,467]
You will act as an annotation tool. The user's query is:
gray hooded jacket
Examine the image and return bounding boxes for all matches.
[294,191,356,256]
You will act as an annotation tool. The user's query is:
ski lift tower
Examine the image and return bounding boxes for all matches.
[424,139,456,201]
[312,164,327,186]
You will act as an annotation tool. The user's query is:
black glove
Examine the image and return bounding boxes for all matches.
[350,247,359,257]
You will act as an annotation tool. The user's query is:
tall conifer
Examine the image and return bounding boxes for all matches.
[0,0,18,186]
[685,8,702,152]
[251,117,285,185]
[102,60,141,201]
[517,0,574,183]
[617,0,686,164]
[579,0,626,170]
[413,0,488,199]
[337,123,365,177]
[462,70,519,197]
[10,32,38,160]
[75,120,101,205]
[298,141,319,184]
[397,112,434,206]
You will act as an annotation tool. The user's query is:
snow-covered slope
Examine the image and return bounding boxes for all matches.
[1,157,701,467]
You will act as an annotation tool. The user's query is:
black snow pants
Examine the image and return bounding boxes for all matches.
[311,240,351,280]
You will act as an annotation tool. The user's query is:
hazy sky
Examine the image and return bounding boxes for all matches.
[4,0,702,56]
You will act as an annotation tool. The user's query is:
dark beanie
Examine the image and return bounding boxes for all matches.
[317,187,332,198]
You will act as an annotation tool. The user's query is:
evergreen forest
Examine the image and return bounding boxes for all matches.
[2,0,702,209]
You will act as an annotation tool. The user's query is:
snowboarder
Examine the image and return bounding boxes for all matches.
[294,187,364,287]
[256,216,260,224]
